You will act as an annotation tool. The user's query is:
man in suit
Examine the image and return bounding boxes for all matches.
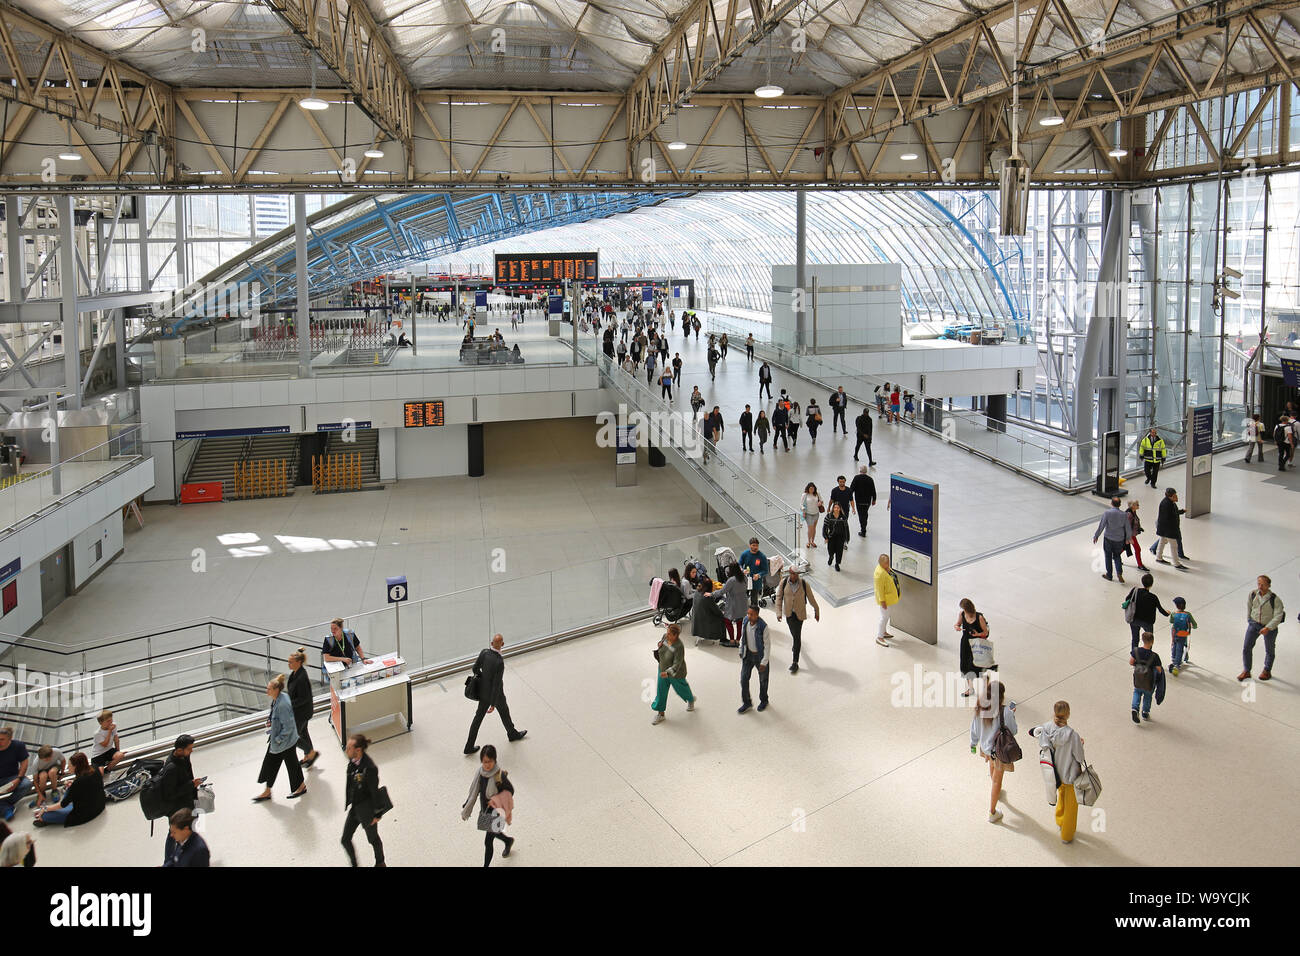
[465,633,527,755]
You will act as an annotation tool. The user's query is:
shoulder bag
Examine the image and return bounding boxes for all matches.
[992,706,1023,765]
[1123,588,1138,623]
[1074,760,1103,807]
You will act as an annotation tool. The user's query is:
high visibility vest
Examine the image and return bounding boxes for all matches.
[1139,435,1166,463]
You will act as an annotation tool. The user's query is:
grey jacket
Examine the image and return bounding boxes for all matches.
[656,637,687,680]
[1094,507,1129,543]
[1031,722,1087,787]
[721,577,749,619]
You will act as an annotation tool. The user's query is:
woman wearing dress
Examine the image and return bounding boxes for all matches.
[461,745,515,867]
[800,483,824,550]
[822,502,850,572]
[286,648,320,770]
[955,599,991,697]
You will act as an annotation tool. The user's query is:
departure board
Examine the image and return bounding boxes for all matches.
[494,252,598,285]
[403,400,445,427]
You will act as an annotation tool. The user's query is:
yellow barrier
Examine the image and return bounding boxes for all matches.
[0,469,49,491]
[233,459,289,499]
[312,452,361,493]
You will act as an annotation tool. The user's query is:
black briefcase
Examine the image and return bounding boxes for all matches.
[464,675,481,701]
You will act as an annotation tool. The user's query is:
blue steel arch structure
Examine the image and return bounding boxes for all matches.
[177,189,688,330]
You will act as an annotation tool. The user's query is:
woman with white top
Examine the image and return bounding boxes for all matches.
[969,678,1016,824]
[800,482,824,550]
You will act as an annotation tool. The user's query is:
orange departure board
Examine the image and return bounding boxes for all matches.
[495,252,598,285]
[403,400,445,427]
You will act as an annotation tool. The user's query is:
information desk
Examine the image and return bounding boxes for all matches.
[326,656,412,746]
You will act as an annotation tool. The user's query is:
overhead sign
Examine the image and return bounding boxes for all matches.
[889,474,935,585]
[403,400,445,427]
[495,252,599,285]
[0,557,20,584]
[1191,404,1214,476]
[1280,355,1300,387]
[176,425,290,440]
[317,421,371,432]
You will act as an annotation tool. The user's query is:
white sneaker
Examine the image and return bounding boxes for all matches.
[652,713,665,725]
[686,698,696,712]
[988,811,1003,824]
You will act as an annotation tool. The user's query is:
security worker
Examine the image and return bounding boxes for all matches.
[1139,427,1167,487]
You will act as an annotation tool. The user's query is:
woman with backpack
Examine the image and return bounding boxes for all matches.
[969,679,1017,824]
[805,398,822,444]
[955,599,991,697]
[1028,701,1088,843]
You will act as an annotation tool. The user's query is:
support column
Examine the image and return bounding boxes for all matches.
[6,195,22,302]
[174,195,189,290]
[295,193,312,378]
[57,195,81,409]
[114,308,127,388]
[47,389,61,495]
[795,189,807,351]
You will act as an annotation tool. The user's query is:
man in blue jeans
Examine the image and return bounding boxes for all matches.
[738,606,771,714]
[1130,631,1163,723]
[0,728,32,821]
[737,538,768,607]
[1239,574,1284,682]
[1092,496,1129,583]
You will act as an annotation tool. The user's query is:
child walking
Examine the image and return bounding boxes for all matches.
[1168,597,1197,675]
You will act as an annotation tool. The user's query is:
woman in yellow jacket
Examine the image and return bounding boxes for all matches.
[872,554,901,647]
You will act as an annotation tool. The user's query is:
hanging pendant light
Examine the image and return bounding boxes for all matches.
[754,32,783,98]
[58,121,81,162]
[300,57,329,111]
[667,109,686,150]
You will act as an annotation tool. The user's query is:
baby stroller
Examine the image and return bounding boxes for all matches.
[754,554,786,608]
[714,546,739,583]
[649,577,690,627]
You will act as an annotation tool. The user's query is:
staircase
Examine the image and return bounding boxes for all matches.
[324,427,380,487]
[246,434,301,492]
[184,436,249,498]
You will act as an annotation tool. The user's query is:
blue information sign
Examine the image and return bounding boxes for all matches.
[1191,404,1214,476]
[176,425,290,440]
[1281,356,1300,387]
[616,424,637,464]
[548,295,563,315]
[642,287,654,303]
[474,290,487,308]
[889,475,935,585]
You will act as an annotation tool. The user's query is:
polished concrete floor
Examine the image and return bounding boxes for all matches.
[25,417,717,646]
[20,440,1300,867]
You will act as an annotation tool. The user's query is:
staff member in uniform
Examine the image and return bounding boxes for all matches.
[1139,427,1167,487]
[321,618,371,675]
[342,733,386,867]
[287,648,320,769]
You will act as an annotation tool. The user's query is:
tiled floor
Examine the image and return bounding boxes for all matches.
[23,441,1298,867]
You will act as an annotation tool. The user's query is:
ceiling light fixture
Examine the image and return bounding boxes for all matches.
[754,32,783,98]
[1108,147,1128,158]
[1038,113,1064,127]
[364,146,385,159]
[299,57,329,111]
[667,140,687,151]
[667,108,687,150]
[58,121,81,161]
[899,152,919,161]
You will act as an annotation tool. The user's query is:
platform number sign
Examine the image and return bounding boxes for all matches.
[386,575,408,604]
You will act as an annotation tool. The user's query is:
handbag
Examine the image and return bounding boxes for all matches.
[1123,589,1138,624]
[652,643,661,661]
[373,785,394,818]
[463,674,481,701]
[814,412,823,423]
[476,809,504,832]
[969,638,995,670]
[1038,745,1059,807]
[194,783,216,814]
[1074,760,1103,807]
[992,706,1023,764]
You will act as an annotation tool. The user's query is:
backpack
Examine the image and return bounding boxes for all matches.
[1133,648,1157,692]
[1254,590,1287,624]
[1275,422,1289,443]
[138,764,170,821]
[992,706,1022,764]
